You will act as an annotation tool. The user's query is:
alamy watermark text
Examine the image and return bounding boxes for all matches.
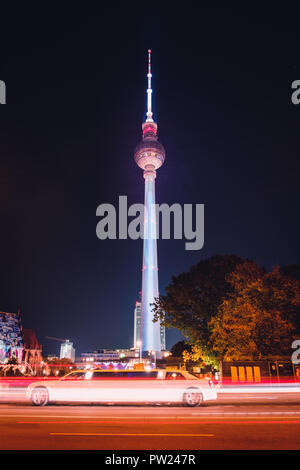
[96,196,204,251]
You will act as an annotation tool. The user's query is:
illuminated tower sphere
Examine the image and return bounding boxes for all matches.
[134,50,165,358]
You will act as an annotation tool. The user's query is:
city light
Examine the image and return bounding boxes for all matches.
[150,350,157,368]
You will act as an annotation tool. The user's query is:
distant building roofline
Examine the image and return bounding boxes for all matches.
[0,311,19,316]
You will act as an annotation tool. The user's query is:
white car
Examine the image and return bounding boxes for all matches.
[26,369,217,407]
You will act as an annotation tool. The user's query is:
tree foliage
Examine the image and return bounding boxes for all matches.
[182,344,219,369]
[209,263,300,360]
[154,255,300,361]
[170,341,192,358]
[153,255,246,358]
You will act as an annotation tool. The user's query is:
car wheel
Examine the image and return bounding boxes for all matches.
[31,387,49,406]
[183,388,203,407]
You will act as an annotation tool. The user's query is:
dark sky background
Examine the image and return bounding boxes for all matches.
[0,5,299,356]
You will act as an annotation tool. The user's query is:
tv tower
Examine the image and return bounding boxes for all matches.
[134,50,166,358]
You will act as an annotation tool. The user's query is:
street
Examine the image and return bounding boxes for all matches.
[1,393,300,450]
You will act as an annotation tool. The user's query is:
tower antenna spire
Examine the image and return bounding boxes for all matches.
[146,49,153,122]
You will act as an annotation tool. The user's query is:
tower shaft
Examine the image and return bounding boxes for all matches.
[140,173,161,354]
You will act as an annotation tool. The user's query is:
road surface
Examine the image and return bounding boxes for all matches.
[1,393,300,450]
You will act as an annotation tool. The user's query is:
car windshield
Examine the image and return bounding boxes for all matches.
[165,372,186,380]
[61,371,86,380]
[184,371,201,379]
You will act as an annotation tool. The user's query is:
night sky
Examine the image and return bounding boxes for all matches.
[0,5,299,356]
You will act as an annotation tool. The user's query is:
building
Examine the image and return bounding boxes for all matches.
[79,348,140,370]
[60,340,75,362]
[133,301,141,349]
[0,311,23,363]
[134,300,166,350]
[81,349,120,363]
[133,50,166,358]
[22,329,43,370]
[81,349,137,363]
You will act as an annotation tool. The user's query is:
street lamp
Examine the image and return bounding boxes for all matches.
[136,340,142,362]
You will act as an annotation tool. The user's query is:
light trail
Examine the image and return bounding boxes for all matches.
[17,416,300,424]
[49,433,215,437]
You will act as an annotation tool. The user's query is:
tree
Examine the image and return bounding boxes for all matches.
[182,344,219,369]
[153,254,246,359]
[170,341,192,358]
[209,262,300,360]
[154,255,300,362]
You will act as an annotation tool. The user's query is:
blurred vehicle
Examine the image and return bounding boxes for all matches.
[26,368,217,407]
